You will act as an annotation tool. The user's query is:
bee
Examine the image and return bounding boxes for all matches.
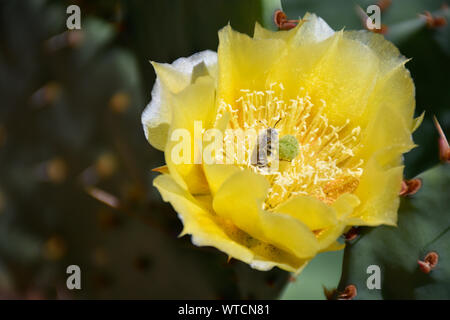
[252,119,281,168]
[251,119,300,168]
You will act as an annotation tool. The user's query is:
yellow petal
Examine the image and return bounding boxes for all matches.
[265,31,338,98]
[154,174,252,259]
[165,76,216,194]
[254,13,334,45]
[259,210,320,258]
[154,174,307,272]
[372,64,415,128]
[291,13,334,45]
[348,34,416,166]
[343,30,407,74]
[350,156,404,226]
[413,111,425,132]
[141,80,171,151]
[217,24,285,105]
[331,193,361,220]
[203,164,241,196]
[266,31,385,131]
[213,170,320,258]
[151,62,191,93]
[356,67,416,169]
[323,241,346,252]
[274,195,337,230]
[314,193,360,251]
[142,51,217,151]
[303,34,379,126]
[316,222,347,252]
[253,21,301,41]
[152,50,218,94]
[212,170,269,238]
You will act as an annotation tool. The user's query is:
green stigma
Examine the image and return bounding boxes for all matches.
[278,135,299,161]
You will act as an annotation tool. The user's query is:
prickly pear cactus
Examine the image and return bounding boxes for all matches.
[337,163,450,299]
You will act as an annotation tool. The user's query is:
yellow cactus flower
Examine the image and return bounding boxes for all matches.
[142,13,422,273]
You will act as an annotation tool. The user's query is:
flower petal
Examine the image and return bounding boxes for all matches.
[217,24,285,105]
[291,12,334,45]
[203,164,241,196]
[213,170,269,239]
[142,50,217,150]
[344,30,407,74]
[213,170,320,258]
[258,210,320,258]
[346,32,416,167]
[154,174,307,272]
[165,76,216,194]
[316,222,347,251]
[254,13,334,45]
[253,21,301,41]
[356,103,415,169]
[349,156,404,226]
[154,174,253,259]
[299,34,379,126]
[355,63,416,169]
[318,193,360,250]
[331,193,361,220]
[274,195,338,230]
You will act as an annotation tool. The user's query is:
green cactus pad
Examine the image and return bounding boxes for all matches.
[279,135,299,161]
[337,164,450,299]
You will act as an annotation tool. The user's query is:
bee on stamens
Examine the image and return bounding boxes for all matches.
[251,118,300,169]
[252,118,281,168]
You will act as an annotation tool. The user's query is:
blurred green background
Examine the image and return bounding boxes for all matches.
[0,0,448,299]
